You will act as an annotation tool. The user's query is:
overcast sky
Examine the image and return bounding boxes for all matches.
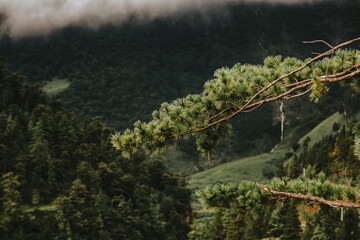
[0,0,328,38]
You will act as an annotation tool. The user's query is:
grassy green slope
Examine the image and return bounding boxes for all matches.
[189,111,355,190]
[41,78,70,95]
[190,152,281,189]
[298,111,359,150]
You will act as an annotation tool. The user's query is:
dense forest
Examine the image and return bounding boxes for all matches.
[1,1,360,239]
[2,1,360,168]
[189,122,360,240]
[0,61,191,239]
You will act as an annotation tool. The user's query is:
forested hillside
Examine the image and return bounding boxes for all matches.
[1,1,360,167]
[0,60,191,239]
[1,1,360,239]
[189,120,360,240]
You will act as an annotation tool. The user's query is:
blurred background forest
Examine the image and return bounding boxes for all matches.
[1,0,360,239]
[2,1,360,170]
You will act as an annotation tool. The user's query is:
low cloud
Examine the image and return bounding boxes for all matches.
[0,0,327,38]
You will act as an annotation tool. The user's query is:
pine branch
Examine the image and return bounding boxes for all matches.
[256,183,360,208]
[197,175,360,210]
[191,37,360,133]
[303,40,334,49]
[111,37,360,159]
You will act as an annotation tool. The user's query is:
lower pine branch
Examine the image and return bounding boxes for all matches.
[256,183,360,208]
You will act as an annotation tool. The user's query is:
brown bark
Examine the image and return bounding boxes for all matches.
[190,37,360,134]
[256,182,360,208]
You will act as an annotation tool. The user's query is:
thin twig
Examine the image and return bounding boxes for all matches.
[283,79,312,88]
[228,101,242,110]
[303,40,334,49]
[320,68,360,82]
[208,107,233,121]
[325,52,334,77]
[284,86,313,100]
[191,37,360,133]
[323,63,360,79]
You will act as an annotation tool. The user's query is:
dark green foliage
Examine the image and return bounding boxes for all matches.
[262,167,275,179]
[111,44,360,161]
[292,143,300,152]
[301,221,315,240]
[207,209,226,240]
[198,174,359,211]
[2,2,359,165]
[224,211,245,240]
[276,162,285,178]
[287,155,301,179]
[194,207,271,240]
[298,125,360,176]
[268,204,285,238]
[310,208,338,240]
[269,202,301,240]
[241,209,271,240]
[0,172,23,239]
[0,61,191,239]
[311,217,332,240]
[280,203,301,240]
[1,3,360,238]
[302,207,360,240]
[333,122,340,131]
[336,209,360,240]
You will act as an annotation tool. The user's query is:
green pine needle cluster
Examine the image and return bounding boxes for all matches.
[112,48,360,159]
[196,173,358,213]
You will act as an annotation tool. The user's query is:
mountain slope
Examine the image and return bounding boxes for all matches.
[0,61,191,239]
[1,1,359,128]
[189,110,359,190]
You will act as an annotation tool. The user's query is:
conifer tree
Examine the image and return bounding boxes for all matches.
[281,203,301,240]
[224,211,245,240]
[336,208,360,240]
[301,221,315,240]
[268,202,301,240]
[0,172,24,239]
[287,156,300,179]
[207,209,226,240]
[311,215,333,240]
[268,204,285,238]
[0,59,193,239]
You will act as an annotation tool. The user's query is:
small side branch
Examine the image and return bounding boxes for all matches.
[256,183,360,208]
[190,37,360,134]
[303,40,334,49]
[320,68,360,82]
[284,86,313,100]
[321,63,360,79]
[208,107,233,121]
[283,79,312,88]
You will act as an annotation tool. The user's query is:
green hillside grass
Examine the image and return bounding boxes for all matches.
[189,111,356,190]
[22,204,57,213]
[189,111,357,220]
[298,112,346,150]
[41,78,70,95]
[189,142,290,190]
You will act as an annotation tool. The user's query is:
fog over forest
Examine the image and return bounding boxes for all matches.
[0,0,328,38]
